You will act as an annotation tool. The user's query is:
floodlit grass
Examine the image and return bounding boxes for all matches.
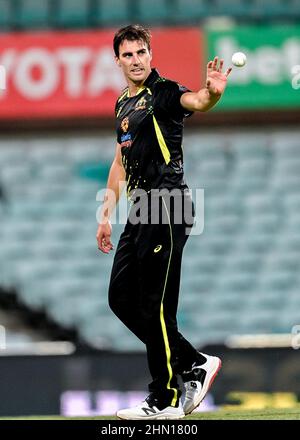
[1,408,300,420]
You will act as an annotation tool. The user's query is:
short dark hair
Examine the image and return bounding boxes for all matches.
[113,24,151,57]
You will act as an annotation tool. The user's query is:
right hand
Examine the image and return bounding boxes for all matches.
[96,221,113,254]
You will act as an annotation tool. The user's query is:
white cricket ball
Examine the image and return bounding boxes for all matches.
[231,52,247,67]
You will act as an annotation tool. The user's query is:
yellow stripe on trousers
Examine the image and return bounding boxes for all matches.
[160,197,177,407]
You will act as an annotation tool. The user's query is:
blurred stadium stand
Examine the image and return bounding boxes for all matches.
[1,129,300,350]
[1,0,300,30]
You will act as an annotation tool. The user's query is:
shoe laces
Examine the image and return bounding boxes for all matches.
[182,367,206,385]
[145,394,160,408]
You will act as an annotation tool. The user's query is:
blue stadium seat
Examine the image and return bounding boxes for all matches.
[272,133,300,158]
[252,0,289,18]
[236,309,279,334]
[47,296,106,328]
[16,0,49,29]
[233,231,275,254]
[275,307,300,333]
[215,0,253,18]
[202,290,245,312]
[0,0,12,29]
[173,0,209,21]
[92,0,130,25]
[80,315,134,350]
[284,193,300,214]
[214,272,256,293]
[55,0,90,28]
[289,0,300,17]
[278,232,300,253]
[222,253,262,275]
[138,0,169,23]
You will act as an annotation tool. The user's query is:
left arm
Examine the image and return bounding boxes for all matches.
[180,56,232,113]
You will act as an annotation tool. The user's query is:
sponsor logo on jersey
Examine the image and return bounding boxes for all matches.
[120,132,132,149]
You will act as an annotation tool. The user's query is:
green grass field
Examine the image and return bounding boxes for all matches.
[1,408,300,420]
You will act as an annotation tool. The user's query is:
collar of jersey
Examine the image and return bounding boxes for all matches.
[125,68,160,98]
[143,68,160,87]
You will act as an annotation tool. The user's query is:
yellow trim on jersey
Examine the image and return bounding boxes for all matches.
[126,86,146,98]
[160,197,177,407]
[119,83,152,101]
[137,86,146,96]
[153,116,171,165]
[116,88,129,117]
[116,106,123,118]
[118,89,129,102]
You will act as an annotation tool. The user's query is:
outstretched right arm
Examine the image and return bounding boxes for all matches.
[96,143,126,253]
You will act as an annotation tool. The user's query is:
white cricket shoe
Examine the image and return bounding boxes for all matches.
[117,397,185,420]
[182,352,222,415]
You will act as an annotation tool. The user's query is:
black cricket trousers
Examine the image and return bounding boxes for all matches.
[108,189,200,407]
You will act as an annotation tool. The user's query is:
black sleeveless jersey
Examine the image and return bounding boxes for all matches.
[115,68,193,198]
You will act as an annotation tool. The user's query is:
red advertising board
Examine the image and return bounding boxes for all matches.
[0,28,203,120]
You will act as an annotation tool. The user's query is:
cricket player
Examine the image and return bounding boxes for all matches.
[97,24,231,420]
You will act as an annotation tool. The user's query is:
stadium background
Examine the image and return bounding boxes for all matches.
[0,0,300,416]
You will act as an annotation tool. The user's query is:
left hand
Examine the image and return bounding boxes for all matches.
[206,56,232,97]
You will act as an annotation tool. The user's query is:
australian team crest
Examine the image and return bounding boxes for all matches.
[135,96,147,111]
[121,116,129,133]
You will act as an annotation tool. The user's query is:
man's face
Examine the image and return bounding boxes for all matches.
[116,39,152,85]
